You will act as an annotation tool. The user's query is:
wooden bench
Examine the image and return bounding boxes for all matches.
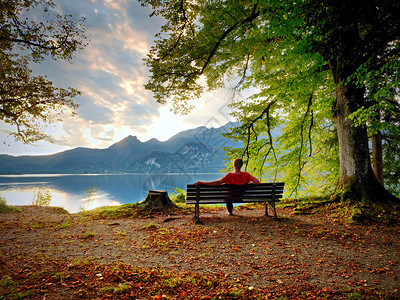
[186,183,285,224]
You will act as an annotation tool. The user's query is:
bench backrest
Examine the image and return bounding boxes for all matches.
[186,182,285,204]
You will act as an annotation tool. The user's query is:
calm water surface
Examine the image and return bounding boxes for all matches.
[0,173,221,213]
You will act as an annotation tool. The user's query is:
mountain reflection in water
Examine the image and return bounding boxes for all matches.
[0,173,220,213]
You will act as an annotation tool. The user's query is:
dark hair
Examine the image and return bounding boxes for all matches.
[233,158,243,169]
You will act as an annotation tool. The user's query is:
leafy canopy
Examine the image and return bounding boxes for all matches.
[140,0,400,196]
[0,0,87,143]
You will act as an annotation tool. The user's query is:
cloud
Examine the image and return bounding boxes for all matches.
[0,0,236,156]
[30,0,165,148]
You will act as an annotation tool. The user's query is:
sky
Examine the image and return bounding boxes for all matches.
[0,0,238,156]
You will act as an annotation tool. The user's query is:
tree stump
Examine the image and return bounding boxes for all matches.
[140,190,177,212]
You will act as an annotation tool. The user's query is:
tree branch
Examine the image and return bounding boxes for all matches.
[313,64,330,73]
[291,94,313,197]
[241,100,277,169]
[309,106,314,156]
[234,54,250,91]
[160,0,191,60]
[201,4,260,73]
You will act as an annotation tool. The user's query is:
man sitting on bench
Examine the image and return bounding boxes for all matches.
[194,158,260,215]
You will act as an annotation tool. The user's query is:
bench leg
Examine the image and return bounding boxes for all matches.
[271,201,278,220]
[265,202,269,217]
[194,203,202,224]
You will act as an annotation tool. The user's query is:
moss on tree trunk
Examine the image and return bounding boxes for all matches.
[331,68,398,204]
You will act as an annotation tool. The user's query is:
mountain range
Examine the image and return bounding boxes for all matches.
[0,122,240,174]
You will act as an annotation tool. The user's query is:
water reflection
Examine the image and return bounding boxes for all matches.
[0,173,220,213]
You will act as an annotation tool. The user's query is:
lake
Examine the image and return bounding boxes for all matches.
[0,173,221,213]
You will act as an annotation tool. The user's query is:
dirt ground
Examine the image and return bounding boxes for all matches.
[1,204,399,299]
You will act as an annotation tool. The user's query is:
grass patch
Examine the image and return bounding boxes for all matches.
[78,201,188,220]
[282,196,332,210]
[78,203,140,220]
[57,218,71,229]
[0,196,20,213]
[82,231,96,239]
[0,275,34,299]
[0,275,14,288]
[45,206,69,214]
[99,283,131,294]
[143,221,158,229]
[282,196,400,225]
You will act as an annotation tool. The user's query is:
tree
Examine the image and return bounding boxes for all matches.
[383,132,400,196]
[0,0,87,143]
[380,99,400,195]
[140,0,400,203]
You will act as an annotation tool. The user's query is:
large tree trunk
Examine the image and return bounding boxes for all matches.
[330,60,396,203]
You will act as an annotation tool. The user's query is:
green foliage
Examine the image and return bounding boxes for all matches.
[224,93,339,197]
[0,195,20,213]
[81,182,99,211]
[85,182,98,200]
[32,188,52,207]
[0,0,87,143]
[169,188,186,203]
[140,0,400,198]
[383,133,400,196]
[348,56,400,135]
[347,58,400,195]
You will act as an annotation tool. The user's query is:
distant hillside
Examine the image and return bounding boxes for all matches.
[0,122,240,174]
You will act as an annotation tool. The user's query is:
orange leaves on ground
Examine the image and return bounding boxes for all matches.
[143,227,210,252]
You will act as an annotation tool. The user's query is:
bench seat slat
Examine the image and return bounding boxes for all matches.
[187,183,284,190]
[187,187,284,193]
[187,183,284,189]
[187,186,285,192]
[186,193,284,198]
[186,199,281,204]
[186,194,283,200]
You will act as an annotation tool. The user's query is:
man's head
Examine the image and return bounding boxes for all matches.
[233,158,243,170]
